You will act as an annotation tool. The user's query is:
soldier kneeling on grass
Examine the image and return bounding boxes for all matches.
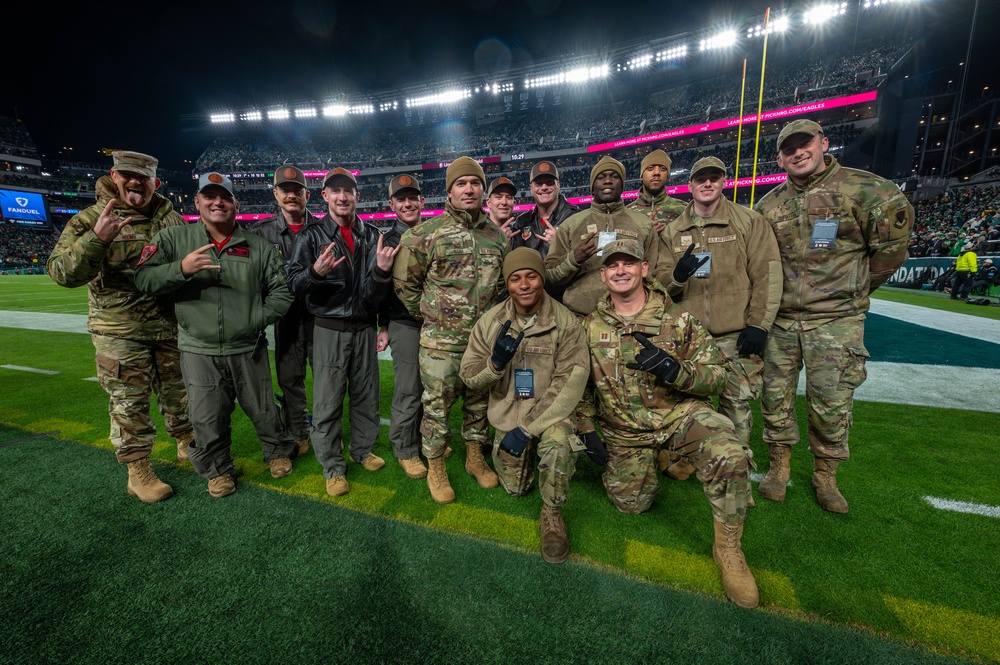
[580,238,758,608]
[460,248,589,563]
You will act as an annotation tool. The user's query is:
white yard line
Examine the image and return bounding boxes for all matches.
[923,496,1000,518]
[0,364,59,375]
[870,298,1000,345]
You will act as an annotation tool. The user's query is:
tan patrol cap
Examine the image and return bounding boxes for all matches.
[388,174,422,197]
[323,167,357,189]
[641,149,672,172]
[689,156,727,180]
[274,166,307,188]
[488,177,517,197]
[776,119,823,150]
[601,237,644,264]
[112,151,158,178]
[530,161,560,182]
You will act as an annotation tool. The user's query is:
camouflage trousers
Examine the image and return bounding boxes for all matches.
[388,321,422,461]
[714,332,763,447]
[761,316,868,461]
[418,346,488,459]
[92,334,193,463]
[492,420,580,507]
[602,404,751,526]
[273,310,313,441]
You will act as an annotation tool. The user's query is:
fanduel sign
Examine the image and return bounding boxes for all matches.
[0,189,48,222]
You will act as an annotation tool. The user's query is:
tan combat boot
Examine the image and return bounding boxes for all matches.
[427,456,455,504]
[126,458,173,503]
[540,504,569,564]
[812,458,849,513]
[176,434,193,463]
[399,456,428,479]
[758,445,791,501]
[295,438,310,457]
[712,520,759,609]
[465,443,499,488]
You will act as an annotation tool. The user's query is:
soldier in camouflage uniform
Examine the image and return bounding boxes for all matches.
[754,120,914,513]
[246,166,319,457]
[627,149,687,234]
[460,248,589,563]
[581,237,759,608]
[657,157,781,483]
[392,156,508,503]
[47,151,193,503]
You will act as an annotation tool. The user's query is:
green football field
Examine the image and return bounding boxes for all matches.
[1,275,997,664]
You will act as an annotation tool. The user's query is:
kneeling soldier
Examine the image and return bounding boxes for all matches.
[460,248,589,563]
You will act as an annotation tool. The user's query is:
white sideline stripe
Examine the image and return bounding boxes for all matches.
[380,418,390,427]
[750,471,791,487]
[83,376,100,382]
[924,496,1000,518]
[1,364,59,375]
[870,299,1000,345]
[796,362,1000,413]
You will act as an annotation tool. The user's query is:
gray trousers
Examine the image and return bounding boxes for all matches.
[388,320,422,461]
[311,325,380,478]
[274,310,313,440]
[180,341,296,480]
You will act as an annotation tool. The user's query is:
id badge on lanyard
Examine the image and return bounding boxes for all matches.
[810,220,839,249]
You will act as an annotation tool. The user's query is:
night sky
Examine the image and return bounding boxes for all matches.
[4,0,995,171]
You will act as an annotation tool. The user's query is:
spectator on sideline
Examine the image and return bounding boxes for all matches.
[47,151,194,503]
[971,258,997,295]
[952,242,978,300]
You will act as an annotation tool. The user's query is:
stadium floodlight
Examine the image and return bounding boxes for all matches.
[621,54,653,72]
[241,110,262,122]
[525,64,608,90]
[654,44,687,63]
[323,104,349,117]
[267,109,290,120]
[803,2,848,25]
[747,15,790,38]
[378,101,399,112]
[405,89,472,108]
[700,30,738,51]
[209,112,235,124]
[863,0,919,7]
[294,108,317,119]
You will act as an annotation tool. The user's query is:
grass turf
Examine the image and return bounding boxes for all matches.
[1,274,998,662]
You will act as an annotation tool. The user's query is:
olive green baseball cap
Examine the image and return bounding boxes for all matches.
[323,167,357,189]
[776,119,823,150]
[689,156,727,180]
[529,161,559,182]
[601,237,644,264]
[488,177,517,197]
[112,151,158,178]
[388,174,421,197]
[274,165,307,188]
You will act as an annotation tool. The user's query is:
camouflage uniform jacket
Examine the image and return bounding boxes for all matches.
[46,176,185,340]
[246,208,321,325]
[580,283,729,445]
[659,198,782,336]
[459,292,589,437]
[392,201,507,352]
[133,222,292,356]
[754,156,914,327]
[628,189,687,231]
[544,200,660,316]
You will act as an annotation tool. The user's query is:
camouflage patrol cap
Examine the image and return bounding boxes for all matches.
[502,247,546,283]
[689,156,727,180]
[530,161,560,182]
[488,177,517,197]
[274,165,306,188]
[590,155,626,190]
[112,151,158,178]
[197,172,235,197]
[446,156,486,191]
[641,149,672,172]
[323,167,357,190]
[389,174,422,197]
[601,237,644,265]
[776,119,823,150]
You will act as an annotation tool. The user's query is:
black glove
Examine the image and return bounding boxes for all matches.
[736,326,767,357]
[582,432,609,467]
[672,243,710,283]
[626,332,680,383]
[499,427,531,457]
[490,320,524,370]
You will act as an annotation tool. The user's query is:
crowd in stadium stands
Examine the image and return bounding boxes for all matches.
[0,224,59,273]
[0,171,93,192]
[196,40,908,174]
[0,117,39,159]
[909,185,1000,259]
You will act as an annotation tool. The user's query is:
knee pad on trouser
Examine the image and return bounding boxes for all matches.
[603,446,658,514]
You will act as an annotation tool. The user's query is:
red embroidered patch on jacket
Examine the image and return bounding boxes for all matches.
[224,246,250,257]
[136,245,157,266]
